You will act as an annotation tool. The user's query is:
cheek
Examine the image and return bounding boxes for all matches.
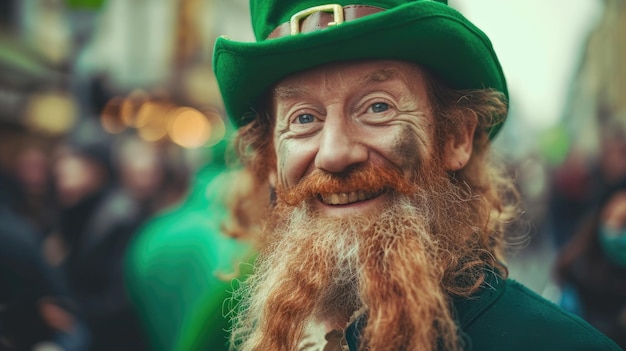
[276,140,311,188]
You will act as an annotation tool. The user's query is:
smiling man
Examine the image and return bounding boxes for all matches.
[212,1,622,350]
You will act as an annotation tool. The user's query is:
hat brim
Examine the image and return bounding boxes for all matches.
[213,1,508,138]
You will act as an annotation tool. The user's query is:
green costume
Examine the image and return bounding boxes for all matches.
[124,165,253,351]
[345,271,622,350]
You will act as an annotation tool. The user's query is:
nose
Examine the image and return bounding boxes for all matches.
[314,116,368,173]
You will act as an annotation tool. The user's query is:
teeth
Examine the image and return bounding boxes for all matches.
[320,190,383,205]
[348,192,358,203]
[358,191,367,201]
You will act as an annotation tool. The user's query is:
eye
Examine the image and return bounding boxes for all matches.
[369,102,389,113]
[296,113,315,124]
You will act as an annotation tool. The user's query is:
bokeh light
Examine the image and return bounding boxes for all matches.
[24,92,78,135]
[137,103,171,142]
[203,108,226,147]
[120,89,150,127]
[168,107,211,149]
[135,100,164,129]
[100,96,127,134]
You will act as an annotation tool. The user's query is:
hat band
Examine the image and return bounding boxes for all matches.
[267,4,384,39]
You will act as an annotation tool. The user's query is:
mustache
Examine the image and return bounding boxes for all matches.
[276,163,418,206]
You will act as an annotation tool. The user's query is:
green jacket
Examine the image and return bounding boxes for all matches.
[346,272,622,350]
[124,166,253,351]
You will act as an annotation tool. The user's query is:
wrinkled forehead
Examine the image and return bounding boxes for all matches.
[270,59,432,104]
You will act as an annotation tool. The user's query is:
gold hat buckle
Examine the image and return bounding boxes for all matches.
[290,4,344,35]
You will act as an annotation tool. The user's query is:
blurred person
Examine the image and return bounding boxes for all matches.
[113,135,187,215]
[49,131,149,351]
[596,124,626,193]
[547,123,626,249]
[125,160,262,351]
[546,149,594,248]
[212,0,621,350]
[555,178,626,348]
[124,138,263,351]
[14,147,49,202]
[0,178,88,351]
[8,139,58,241]
[49,139,114,264]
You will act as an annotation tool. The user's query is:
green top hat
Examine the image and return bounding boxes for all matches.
[213,0,508,138]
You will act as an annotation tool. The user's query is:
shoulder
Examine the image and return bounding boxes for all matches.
[462,278,622,351]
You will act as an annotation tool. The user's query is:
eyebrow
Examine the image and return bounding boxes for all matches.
[357,67,403,86]
[272,85,310,101]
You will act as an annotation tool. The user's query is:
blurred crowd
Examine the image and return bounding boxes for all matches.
[1,0,625,350]
[1,113,191,350]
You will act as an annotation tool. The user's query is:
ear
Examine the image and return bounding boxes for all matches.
[444,120,477,171]
[268,169,278,188]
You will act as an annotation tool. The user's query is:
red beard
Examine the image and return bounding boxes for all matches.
[231,160,465,351]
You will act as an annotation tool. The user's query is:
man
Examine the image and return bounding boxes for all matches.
[213,1,623,350]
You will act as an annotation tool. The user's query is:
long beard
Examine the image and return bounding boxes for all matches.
[231,163,466,351]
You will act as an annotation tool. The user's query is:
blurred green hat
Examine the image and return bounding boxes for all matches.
[213,0,508,138]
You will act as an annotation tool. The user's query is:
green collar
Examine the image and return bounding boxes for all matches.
[452,269,507,329]
[345,269,507,350]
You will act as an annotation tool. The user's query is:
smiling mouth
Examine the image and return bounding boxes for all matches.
[318,189,385,206]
